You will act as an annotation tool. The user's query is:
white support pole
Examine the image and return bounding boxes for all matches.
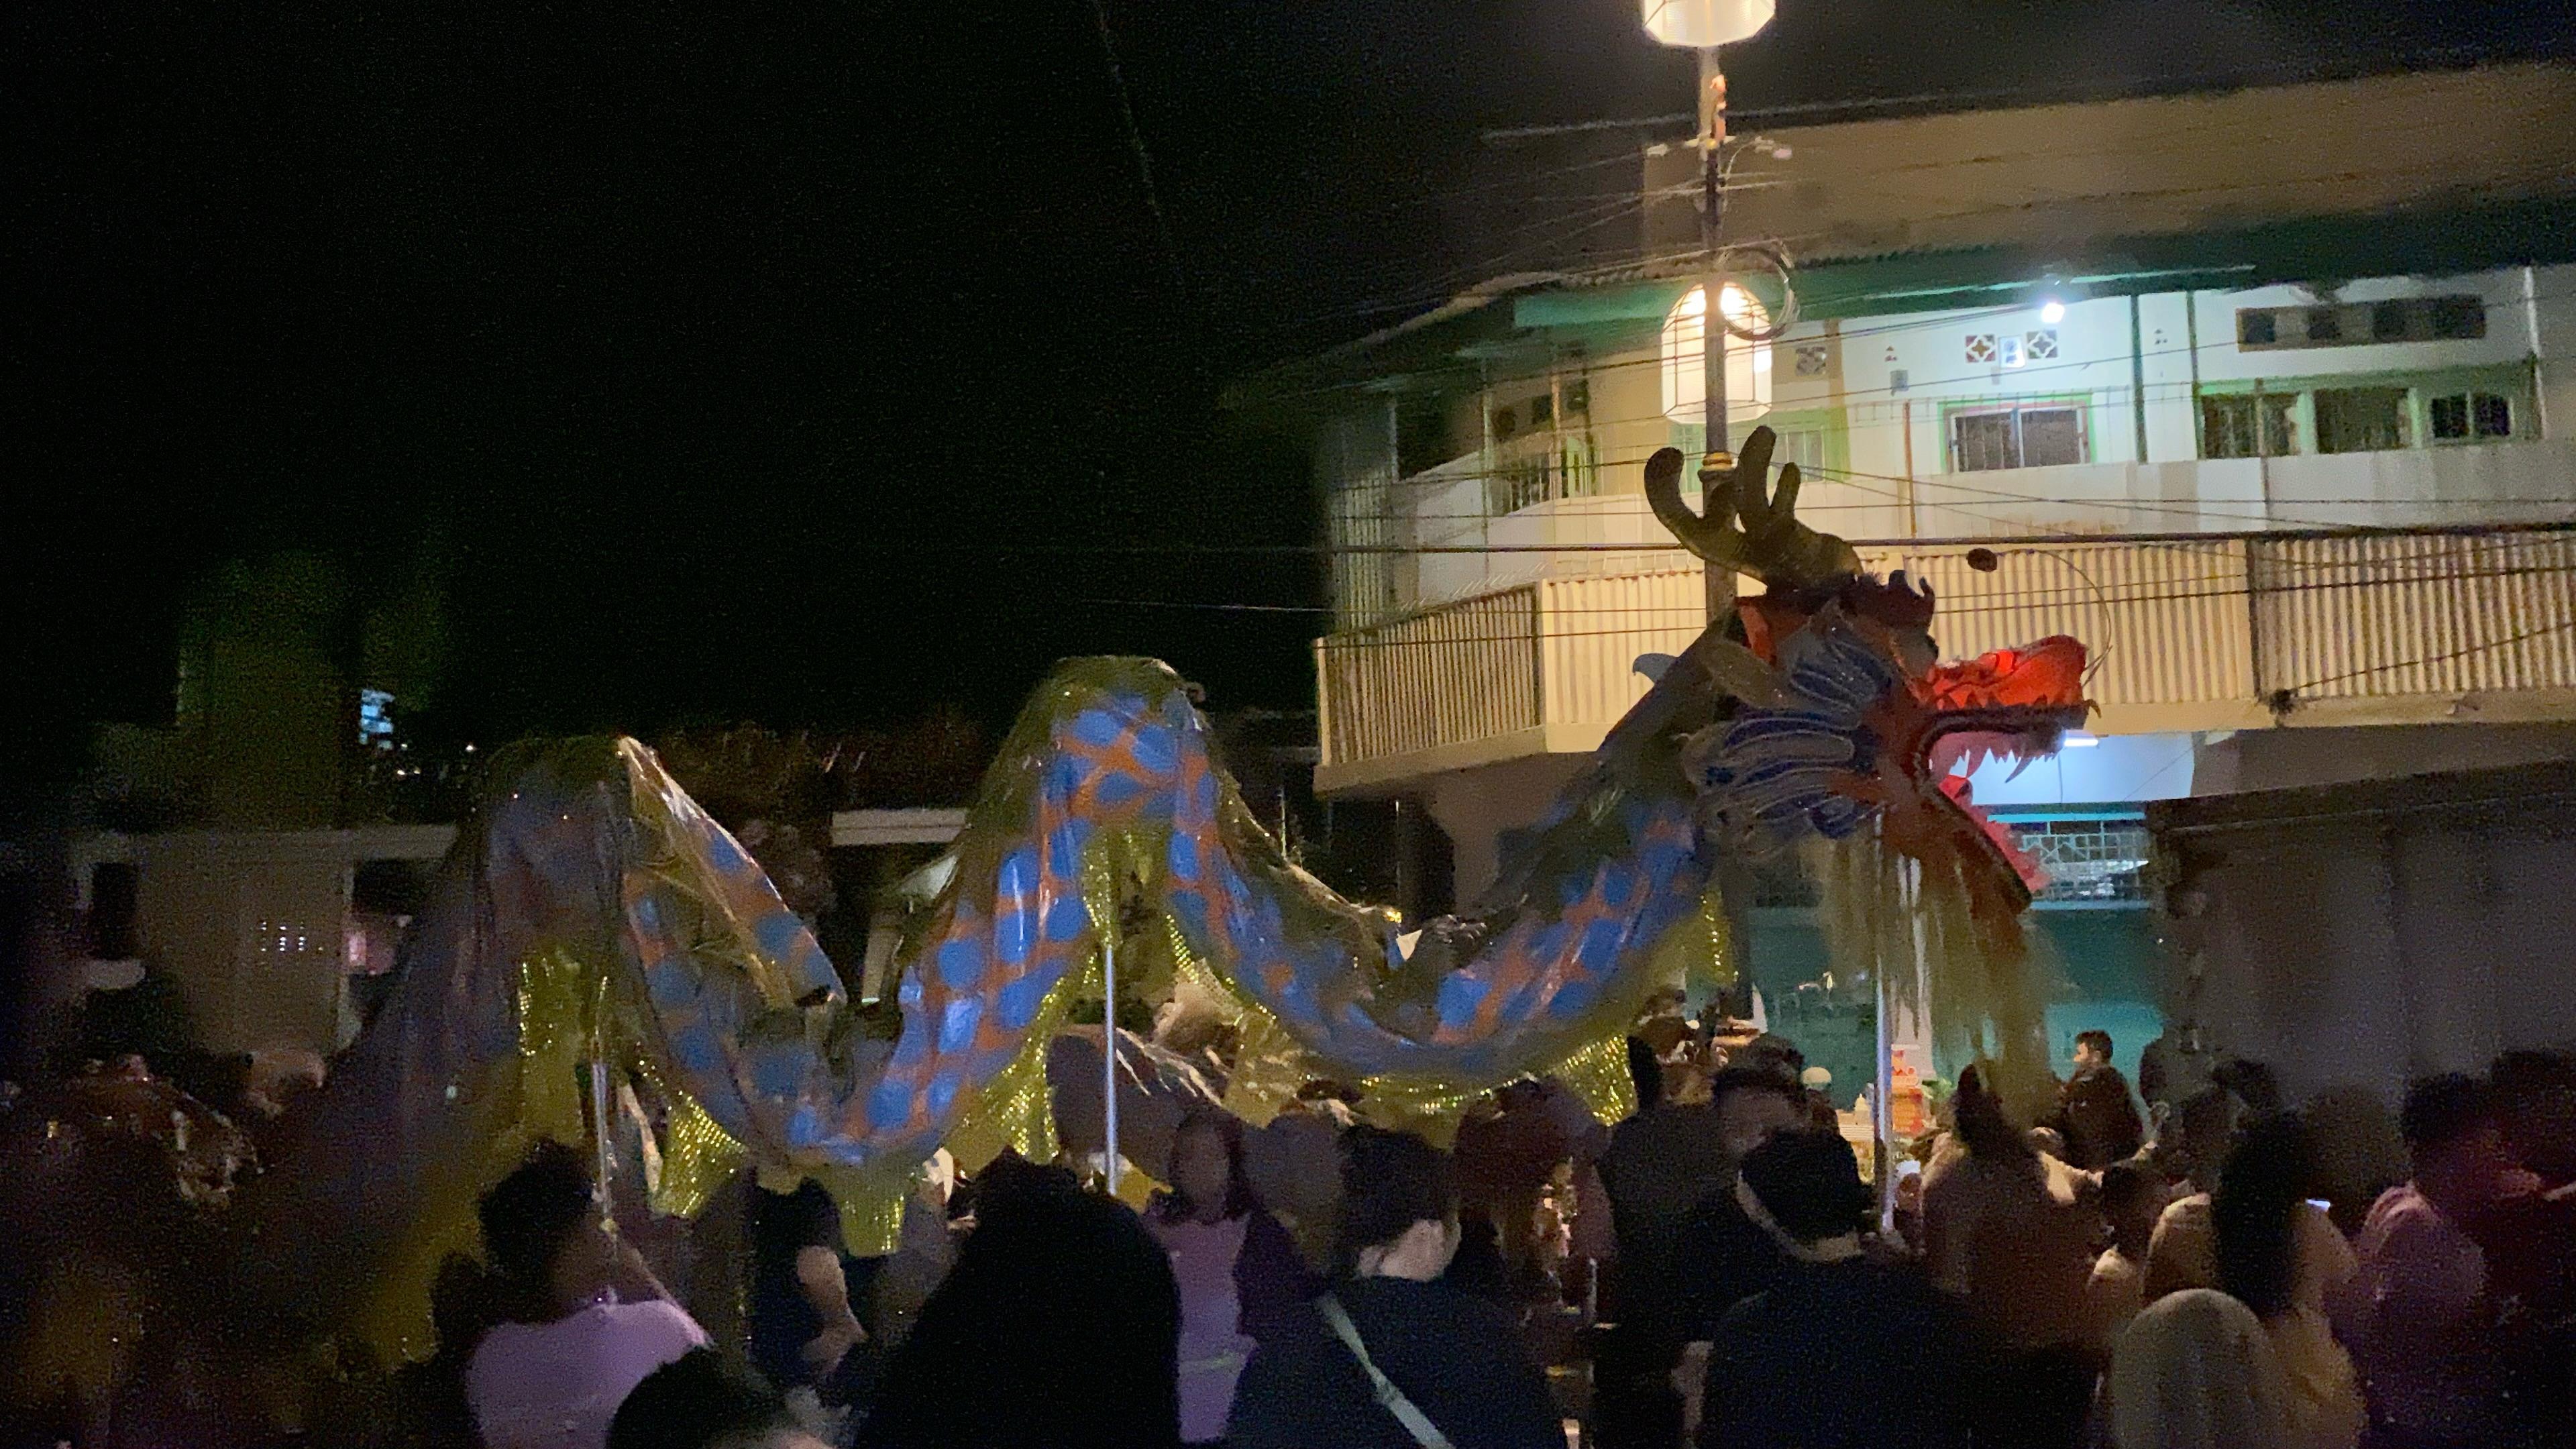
[590,1056,615,1206]
[1102,930,1122,1195]
[1875,853,1911,1235]
[1874,940,1896,1234]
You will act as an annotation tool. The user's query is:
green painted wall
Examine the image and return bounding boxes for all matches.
[1715,906,2164,1104]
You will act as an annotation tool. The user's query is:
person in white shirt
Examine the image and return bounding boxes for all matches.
[464,1141,709,1449]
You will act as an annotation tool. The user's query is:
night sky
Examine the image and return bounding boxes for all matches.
[7,1,2571,792]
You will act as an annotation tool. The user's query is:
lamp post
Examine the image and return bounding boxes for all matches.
[1642,1,1776,618]
[1646,1,1783,1106]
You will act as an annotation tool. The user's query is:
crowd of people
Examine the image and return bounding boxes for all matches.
[6,1011,2574,1449]
[393,1018,2574,1449]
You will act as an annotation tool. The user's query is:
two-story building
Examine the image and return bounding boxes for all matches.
[1236,61,2576,1093]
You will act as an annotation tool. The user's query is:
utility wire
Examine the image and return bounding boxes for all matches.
[1085,0,1187,303]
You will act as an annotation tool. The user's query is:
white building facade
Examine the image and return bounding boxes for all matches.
[1250,62,2576,1090]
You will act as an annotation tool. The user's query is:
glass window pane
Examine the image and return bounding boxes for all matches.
[2019,407,2086,467]
[2259,394,2298,455]
[1953,413,2019,472]
[2473,393,2512,438]
[2430,297,2486,339]
[2430,394,2470,441]
[2202,395,2255,458]
[2314,388,2410,453]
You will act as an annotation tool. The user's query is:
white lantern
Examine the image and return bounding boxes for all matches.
[1660,283,1772,429]
[1640,0,1776,49]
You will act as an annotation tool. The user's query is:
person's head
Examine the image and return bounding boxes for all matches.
[1953,1063,2033,1161]
[608,1350,824,1449]
[2400,1073,2515,1210]
[1334,1126,1458,1280]
[1494,1077,1552,1115]
[1737,1128,1873,1248]
[2098,1160,2161,1255]
[1708,1065,1806,1161]
[1159,1109,1252,1224]
[1733,1034,1806,1083]
[478,1139,613,1316]
[2489,1049,2576,1184]
[2169,1085,2243,1188]
[2212,1112,2314,1320]
[2074,1030,2114,1071]
[2212,1057,2286,1117]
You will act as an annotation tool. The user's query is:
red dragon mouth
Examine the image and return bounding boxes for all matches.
[1904,637,2094,899]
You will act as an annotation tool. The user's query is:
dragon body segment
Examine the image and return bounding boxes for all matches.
[244,427,2094,1360]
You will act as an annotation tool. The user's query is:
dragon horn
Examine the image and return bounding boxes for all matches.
[1648,424,1860,590]
[1731,424,1785,535]
[1644,445,1744,570]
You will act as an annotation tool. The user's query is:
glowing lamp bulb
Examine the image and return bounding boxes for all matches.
[2039,299,2067,325]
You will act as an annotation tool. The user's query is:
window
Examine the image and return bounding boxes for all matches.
[2477,392,2513,438]
[1953,413,2018,472]
[1489,455,1553,515]
[2430,297,2485,340]
[2314,387,2410,453]
[1527,392,1554,429]
[2429,392,2513,441]
[2201,393,2298,458]
[2238,295,2486,350]
[1770,427,1827,475]
[1951,404,2087,472]
[1562,378,1591,415]
[1491,405,1518,441]
[2019,408,2085,466]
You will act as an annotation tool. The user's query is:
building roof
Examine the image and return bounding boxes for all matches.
[1695,61,2576,268]
[1230,62,2576,419]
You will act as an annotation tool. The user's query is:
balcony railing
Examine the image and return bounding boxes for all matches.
[1316,523,2576,790]
[1316,570,1705,787]
[1355,437,2576,621]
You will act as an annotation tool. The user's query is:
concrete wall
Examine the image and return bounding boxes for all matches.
[1415,754,1591,904]
[2164,787,2576,1112]
[2194,722,2576,794]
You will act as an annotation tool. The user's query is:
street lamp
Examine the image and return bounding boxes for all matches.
[1659,281,1772,434]
[1640,0,1777,615]
[1640,0,1775,49]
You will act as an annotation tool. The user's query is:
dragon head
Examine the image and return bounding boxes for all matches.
[1652,428,2092,904]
